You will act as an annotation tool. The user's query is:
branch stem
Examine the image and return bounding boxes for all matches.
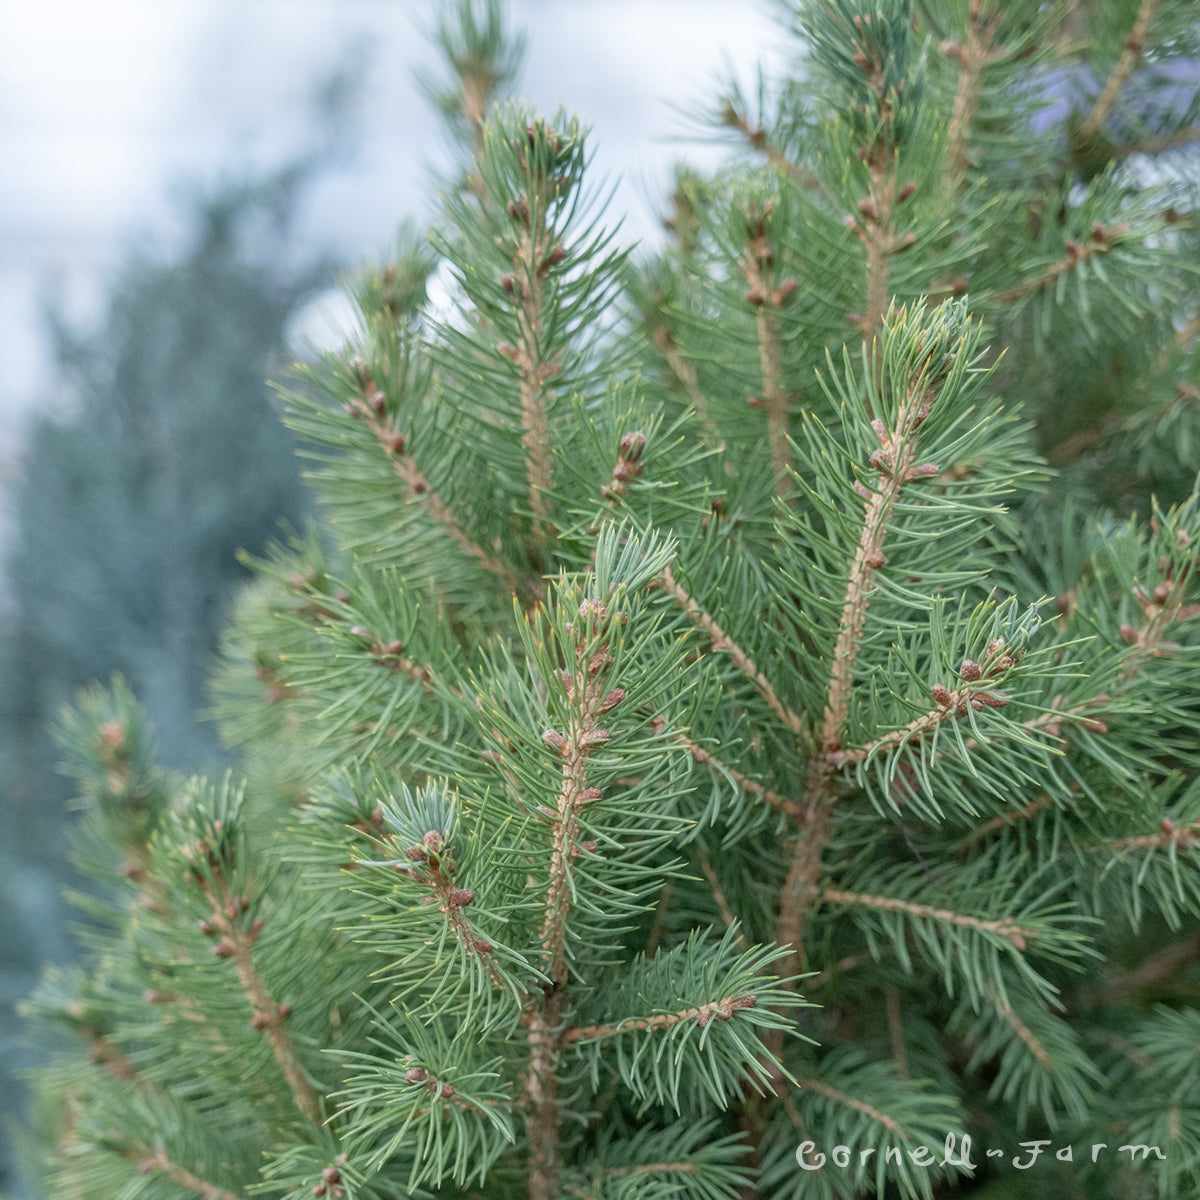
[1078,0,1164,143]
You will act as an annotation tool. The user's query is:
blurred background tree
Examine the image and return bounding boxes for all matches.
[0,159,337,1192]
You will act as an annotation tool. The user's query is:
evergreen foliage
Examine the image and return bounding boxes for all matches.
[19,1,1200,1198]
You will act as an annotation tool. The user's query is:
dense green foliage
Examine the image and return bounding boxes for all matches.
[19,2,1200,1199]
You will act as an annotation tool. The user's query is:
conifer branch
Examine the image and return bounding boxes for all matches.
[120,1144,247,1200]
[740,206,795,491]
[400,829,510,991]
[649,319,723,446]
[820,887,1038,949]
[1078,0,1164,143]
[538,611,619,985]
[828,681,1012,767]
[988,987,1052,1069]
[561,993,758,1044]
[84,1028,139,1083]
[989,222,1127,305]
[1105,818,1200,853]
[885,988,909,1079]
[955,795,1055,852]
[943,7,1002,180]
[353,627,435,691]
[525,992,563,1200]
[198,877,321,1124]
[822,385,931,750]
[527,599,624,1200]
[658,565,804,735]
[1110,121,1200,161]
[674,727,803,820]
[720,102,824,194]
[504,206,559,530]
[789,1075,907,1137]
[346,369,522,593]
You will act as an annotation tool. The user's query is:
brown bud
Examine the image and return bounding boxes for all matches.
[869,448,893,474]
[583,729,611,749]
[581,840,599,854]
[323,1168,342,1186]
[906,462,940,481]
[598,687,626,712]
[213,940,234,959]
[866,550,887,569]
[930,684,953,706]
[497,341,520,362]
[744,286,766,306]
[542,245,567,270]
[407,845,428,863]
[507,199,530,225]
[1153,583,1171,604]
[959,659,983,682]
[988,638,1005,654]
[1119,623,1140,644]
[857,197,879,222]
[386,432,406,454]
[406,1067,429,1084]
[772,278,798,305]
[542,729,566,752]
[278,1002,292,1020]
[894,232,917,252]
[422,830,445,853]
[898,181,917,202]
[580,786,603,801]
[970,697,985,711]
[368,389,386,416]
[448,888,475,907]
[198,919,217,937]
[312,1186,326,1198]
[619,431,646,460]
[1081,719,1108,734]
[940,39,965,62]
[979,691,1010,708]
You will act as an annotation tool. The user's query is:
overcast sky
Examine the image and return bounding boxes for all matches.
[1,0,784,457]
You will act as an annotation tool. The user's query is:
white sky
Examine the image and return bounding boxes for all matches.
[0,0,784,457]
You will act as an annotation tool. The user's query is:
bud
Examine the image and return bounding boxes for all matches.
[406,1067,428,1084]
[959,660,983,682]
[448,888,476,907]
[866,549,887,569]
[323,1168,342,1185]
[582,729,611,749]
[542,729,566,752]
[421,830,445,853]
[930,684,952,706]
[857,196,879,222]
[898,181,917,202]
[772,278,798,305]
[619,431,646,459]
[597,687,626,712]
[1119,623,1140,644]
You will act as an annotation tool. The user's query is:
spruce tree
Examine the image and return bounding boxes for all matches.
[20,2,1200,1199]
